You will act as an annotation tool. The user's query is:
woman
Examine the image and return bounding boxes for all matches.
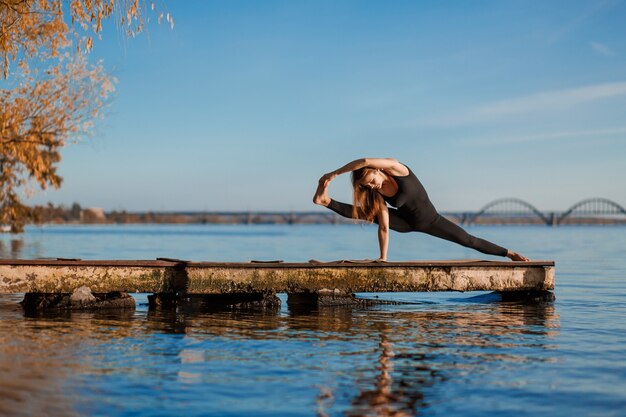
[313,158,530,262]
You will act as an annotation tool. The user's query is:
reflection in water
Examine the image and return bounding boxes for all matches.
[0,295,136,417]
[318,301,556,417]
[0,238,24,259]
[0,235,46,259]
[0,294,558,416]
[345,329,430,417]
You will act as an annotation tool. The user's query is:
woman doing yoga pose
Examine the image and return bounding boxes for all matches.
[313,158,529,262]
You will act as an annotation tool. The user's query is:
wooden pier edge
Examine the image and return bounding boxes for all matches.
[0,259,555,295]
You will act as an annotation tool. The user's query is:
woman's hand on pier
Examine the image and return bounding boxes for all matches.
[506,250,530,262]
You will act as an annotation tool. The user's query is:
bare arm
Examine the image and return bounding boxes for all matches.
[319,158,407,185]
[376,196,389,261]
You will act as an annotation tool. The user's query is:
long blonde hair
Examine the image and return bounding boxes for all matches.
[350,167,382,223]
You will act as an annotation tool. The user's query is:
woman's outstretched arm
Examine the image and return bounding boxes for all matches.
[319,158,407,186]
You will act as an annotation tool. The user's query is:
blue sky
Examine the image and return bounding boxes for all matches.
[28,0,626,211]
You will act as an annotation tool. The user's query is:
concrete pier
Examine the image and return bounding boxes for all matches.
[0,259,554,295]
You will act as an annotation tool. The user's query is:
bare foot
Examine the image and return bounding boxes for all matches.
[313,180,331,206]
[507,250,530,261]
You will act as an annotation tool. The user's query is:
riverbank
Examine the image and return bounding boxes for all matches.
[7,203,626,228]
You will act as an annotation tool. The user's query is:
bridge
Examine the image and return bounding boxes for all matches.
[156,198,626,226]
[455,197,626,226]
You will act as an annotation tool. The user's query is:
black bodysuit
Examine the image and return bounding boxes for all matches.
[327,164,508,257]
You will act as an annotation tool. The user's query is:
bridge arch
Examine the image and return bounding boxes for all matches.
[558,198,626,224]
[468,198,550,225]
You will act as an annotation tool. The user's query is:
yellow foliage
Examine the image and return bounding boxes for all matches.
[0,0,170,232]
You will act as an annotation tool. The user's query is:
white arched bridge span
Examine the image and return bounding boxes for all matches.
[446,197,626,226]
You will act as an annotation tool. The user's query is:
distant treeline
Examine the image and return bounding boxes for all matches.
[29,203,346,225]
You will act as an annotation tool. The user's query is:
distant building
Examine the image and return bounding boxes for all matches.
[82,208,106,223]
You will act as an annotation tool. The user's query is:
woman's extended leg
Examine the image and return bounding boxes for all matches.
[421,214,509,257]
[313,179,413,232]
[326,199,414,233]
[313,183,414,233]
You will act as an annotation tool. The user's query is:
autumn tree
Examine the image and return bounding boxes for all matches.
[0,0,171,232]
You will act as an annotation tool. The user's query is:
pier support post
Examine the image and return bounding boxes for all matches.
[148,291,281,312]
[287,289,373,308]
[498,290,555,302]
[21,286,135,313]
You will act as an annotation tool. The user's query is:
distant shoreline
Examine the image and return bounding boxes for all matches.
[18,207,626,227]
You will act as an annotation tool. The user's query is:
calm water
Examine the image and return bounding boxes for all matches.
[1,224,625,417]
